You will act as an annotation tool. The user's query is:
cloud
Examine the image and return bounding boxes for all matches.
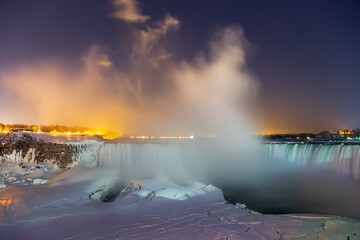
[127,14,180,93]
[130,14,179,64]
[111,0,149,23]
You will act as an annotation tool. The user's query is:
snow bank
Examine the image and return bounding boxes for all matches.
[0,166,360,239]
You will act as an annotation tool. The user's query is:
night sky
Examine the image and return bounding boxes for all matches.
[0,0,359,134]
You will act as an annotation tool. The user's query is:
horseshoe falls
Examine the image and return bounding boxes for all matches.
[98,142,360,181]
[98,143,192,181]
[97,140,262,184]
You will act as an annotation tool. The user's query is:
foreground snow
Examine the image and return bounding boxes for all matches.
[1,165,360,239]
[0,156,59,188]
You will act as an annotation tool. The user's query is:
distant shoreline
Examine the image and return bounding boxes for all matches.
[264,140,360,145]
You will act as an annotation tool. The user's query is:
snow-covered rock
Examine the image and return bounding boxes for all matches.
[235,202,247,209]
[0,157,60,187]
[33,179,48,185]
[0,140,100,188]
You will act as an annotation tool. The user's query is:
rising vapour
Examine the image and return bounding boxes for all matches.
[0,0,258,138]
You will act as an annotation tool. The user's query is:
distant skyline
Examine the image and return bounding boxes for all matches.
[0,0,359,134]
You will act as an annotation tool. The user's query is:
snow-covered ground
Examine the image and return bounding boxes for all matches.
[1,164,360,239]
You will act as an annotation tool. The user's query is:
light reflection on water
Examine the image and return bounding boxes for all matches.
[0,195,23,224]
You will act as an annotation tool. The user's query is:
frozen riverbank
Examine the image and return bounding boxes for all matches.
[1,165,360,239]
[0,133,101,189]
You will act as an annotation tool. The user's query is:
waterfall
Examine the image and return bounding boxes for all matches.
[98,143,193,180]
[98,142,360,181]
[266,143,360,180]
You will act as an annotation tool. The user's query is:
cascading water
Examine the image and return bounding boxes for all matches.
[266,143,360,180]
[97,138,262,184]
[98,142,360,181]
[98,143,193,181]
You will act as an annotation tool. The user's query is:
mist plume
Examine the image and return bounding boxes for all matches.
[0,0,257,137]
